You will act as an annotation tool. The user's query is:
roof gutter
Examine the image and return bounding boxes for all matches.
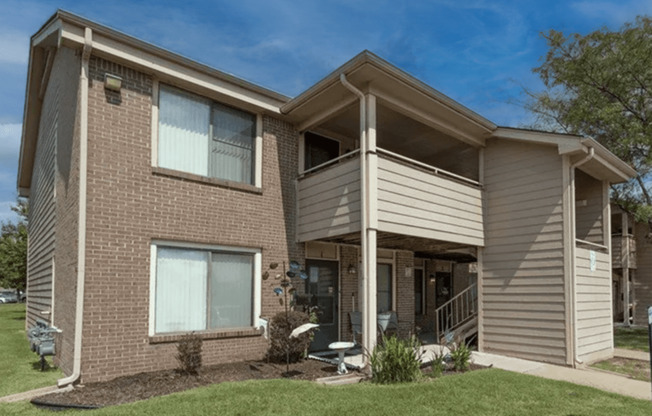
[57,26,91,388]
[568,145,595,367]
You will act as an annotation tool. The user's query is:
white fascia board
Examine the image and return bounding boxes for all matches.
[59,21,285,114]
[581,138,638,180]
[492,127,584,153]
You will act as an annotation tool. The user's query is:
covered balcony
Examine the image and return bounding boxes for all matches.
[283,51,495,358]
[296,99,485,249]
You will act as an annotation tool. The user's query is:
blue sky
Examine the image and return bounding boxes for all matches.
[0,0,651,223]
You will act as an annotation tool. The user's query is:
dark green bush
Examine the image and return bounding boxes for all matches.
[176,332,203,375]
[450,341,471,372]
[370,335,422,384]
[266,310,312,363]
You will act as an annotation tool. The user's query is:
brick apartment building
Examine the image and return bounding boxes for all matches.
[19,11,636,385]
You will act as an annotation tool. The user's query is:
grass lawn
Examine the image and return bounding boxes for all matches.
[614,327,649,352]
[1,369,651,415]
[592,357,650,382]
[0,303,62,397]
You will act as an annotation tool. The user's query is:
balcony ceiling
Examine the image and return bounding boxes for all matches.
[320,232,478,262]
[282,51,495,148]
[319,101,480,180]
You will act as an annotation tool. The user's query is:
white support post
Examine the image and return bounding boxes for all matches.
[363,93,378,358]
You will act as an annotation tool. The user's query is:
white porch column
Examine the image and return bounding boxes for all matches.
[620,207,630,325]
[362,94,378,358]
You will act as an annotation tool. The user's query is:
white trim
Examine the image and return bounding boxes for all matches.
[253,252,262,326]
[155,83,262,189]
[50,257,55,325]
[148,245,157,336]
[149,241,262,335]
[604,181,614,342]
[57,17,286,112]
[255,114,263,188]
[150,78,159,167]
[151,240,261,254]
[58,26,92,389]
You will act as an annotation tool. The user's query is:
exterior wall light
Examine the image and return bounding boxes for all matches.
[348,264,357,274]
[104,73,122,91]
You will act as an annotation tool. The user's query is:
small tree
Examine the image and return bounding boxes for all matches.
[0,199,28,291]
[526,17,652,227]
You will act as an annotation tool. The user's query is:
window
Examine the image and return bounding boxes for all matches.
[158,85,256,184]
[377,263,393,313]
[304,132,339,170]
[151,244,259,334]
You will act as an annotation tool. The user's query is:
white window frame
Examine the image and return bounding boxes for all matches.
[149,241,262,336]
[151,81,263,188]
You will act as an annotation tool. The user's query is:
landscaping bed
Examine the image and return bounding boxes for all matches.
[34,359,341,409]
[33,355,485,409]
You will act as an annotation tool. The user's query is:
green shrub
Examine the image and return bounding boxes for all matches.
[450,341,471,372]
[370,335,422,384]
[430,349,446,378]
[176,333,203,375]
[266,310,312,363]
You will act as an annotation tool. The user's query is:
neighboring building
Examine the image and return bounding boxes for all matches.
[610,206,652,326]
[18,11,636,385]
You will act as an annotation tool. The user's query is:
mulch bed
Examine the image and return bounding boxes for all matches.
[34,359,341,409]
[33,358,486,410]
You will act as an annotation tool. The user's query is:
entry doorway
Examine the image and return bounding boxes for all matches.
[305,259,339,351]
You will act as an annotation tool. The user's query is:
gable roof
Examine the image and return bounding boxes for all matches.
[18,11,637,194]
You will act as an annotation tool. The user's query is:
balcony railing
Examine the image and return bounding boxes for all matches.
[296,147,484,246]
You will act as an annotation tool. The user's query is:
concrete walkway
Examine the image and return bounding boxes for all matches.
[472,351,651,401]
[0,385,71,404]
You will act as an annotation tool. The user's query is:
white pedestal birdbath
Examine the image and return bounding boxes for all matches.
[328,341,355,374]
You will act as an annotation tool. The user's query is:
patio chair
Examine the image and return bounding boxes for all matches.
[349,311,362,344]
[377,311,399,337]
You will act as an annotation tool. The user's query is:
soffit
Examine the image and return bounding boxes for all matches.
[283,52,495,147]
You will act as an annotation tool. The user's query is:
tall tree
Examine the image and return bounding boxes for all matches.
[0,199,28,291]
[527,17,652,225]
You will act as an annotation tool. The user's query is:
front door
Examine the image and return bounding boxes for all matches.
[306,259,339,351]
[435,271,452,308]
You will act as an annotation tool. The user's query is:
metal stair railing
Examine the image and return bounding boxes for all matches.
[434,283,477,342]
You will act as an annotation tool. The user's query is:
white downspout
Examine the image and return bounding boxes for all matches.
[339,74,368,365]
[58,27,92,387]
[569,146,594,366]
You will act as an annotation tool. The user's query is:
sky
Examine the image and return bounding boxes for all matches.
[0,0,651,223]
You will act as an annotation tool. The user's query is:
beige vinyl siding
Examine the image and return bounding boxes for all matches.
[26,47,80,333]
[575,170,604,244]
[611,235,636,269]
[633,223,652,325]
[297,157,360,242]
[482,141,567,365]
[376,157,484,246]
[26,51,60,323]
[575,246,612,361]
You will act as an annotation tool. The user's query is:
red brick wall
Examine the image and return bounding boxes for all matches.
[339,245,359,343]
[80,56,302,383]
